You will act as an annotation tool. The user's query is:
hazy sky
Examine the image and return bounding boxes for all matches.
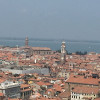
[0,0,100,40]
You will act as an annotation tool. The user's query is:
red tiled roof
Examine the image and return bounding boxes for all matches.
[72,86,99,94]
[36,82,45,86]
[0,78,6,83]
[66,74,99,85]
[94,98,100,100]
[0,93,4,96]
[21,88,32,92]
[32,47,51,51]
[8,99,22,100]
[36,82,51,86]
[53,84,62,92]
[36,97,61,100]
[21,84,30,88]
[59,91,70,98]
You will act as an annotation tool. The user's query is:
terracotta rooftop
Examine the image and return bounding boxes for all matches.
[72,86,99,94]
[32,47,51,51]
[66,74,99,85]
[21,84,30,88]
[0,78,6,83]
[36,81,51,86]
[59,91,70,98]
[94,98,100,100]
[8,99,22,100]
[36,97,60,100]
[0,93,4,96]
[21,88,32,92]
[53,84,62,92]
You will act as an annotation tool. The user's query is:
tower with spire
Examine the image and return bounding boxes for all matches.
[61,41,66,64]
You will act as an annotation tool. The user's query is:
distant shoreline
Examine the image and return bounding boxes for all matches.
[0,37,100,44]
[0,37,100,53]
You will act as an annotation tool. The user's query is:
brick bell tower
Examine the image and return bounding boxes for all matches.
[61,41,66,64]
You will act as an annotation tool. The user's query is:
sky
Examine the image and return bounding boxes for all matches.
[0,0,100,41]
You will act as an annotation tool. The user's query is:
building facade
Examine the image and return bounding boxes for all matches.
[20,84,33,100]
[0,79,20,98]
[71,86,99,100]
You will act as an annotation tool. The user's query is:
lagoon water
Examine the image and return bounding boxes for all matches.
[0,37,100,53]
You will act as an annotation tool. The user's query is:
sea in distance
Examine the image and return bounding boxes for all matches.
[0,37,100,53]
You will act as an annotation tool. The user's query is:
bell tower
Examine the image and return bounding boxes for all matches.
[25,37,28,47]
[61,41,66,64]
